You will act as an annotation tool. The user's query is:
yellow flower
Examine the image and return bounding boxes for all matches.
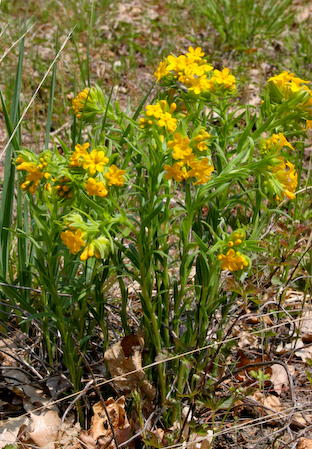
[188,158,214,185]
[82,149,109,175]
[186,46,205,62]
[164,162,189,182]
[218,249,249,272]
[211,68,236,90]
[70,142,90,167]
[167,133,192,160]
[84,178,108,198]
[188,75,213,94]
[265,132,294,152]
[61,229,85,254]
[157,112,177,133]
[80,243,95,261]
[306,120,312,130]
[105,165,126,187]
[267,156,298,200]
[154,61,169,82]
[146,104,163,118]
[17,162,44,194]
[72,89,89,118]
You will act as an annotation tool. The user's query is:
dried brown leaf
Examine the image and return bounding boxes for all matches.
[104,336,156,399]
[90,396,131,446]
[28,409,61,448]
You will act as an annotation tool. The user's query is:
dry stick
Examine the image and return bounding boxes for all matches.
[278,423,312,449]
[1,316,311,429]
[59,380,94,432]
[0,23,36,65]
[0,26,75,163]
[71,336,120,449]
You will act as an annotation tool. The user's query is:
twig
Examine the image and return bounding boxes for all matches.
[59,380,94,431]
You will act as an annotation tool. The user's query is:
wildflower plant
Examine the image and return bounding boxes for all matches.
[3,45,312,423]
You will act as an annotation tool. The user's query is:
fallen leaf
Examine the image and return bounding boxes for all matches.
[270,364,295,396]
[90,397,132,449]
[0,416,30,449]
[277,340,312,362]
[297,437,312,449]
[104,335,156,399]
[28,409,61,449]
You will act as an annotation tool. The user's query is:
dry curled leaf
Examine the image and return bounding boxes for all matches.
[90,397,132,449]
[104,335,156,399]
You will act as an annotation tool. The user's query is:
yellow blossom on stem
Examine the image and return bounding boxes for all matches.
[72,88,89,118]
[105,165,126,187]
[61,229,85,254]
[211,67,236,90]
[265,132,294,152]
[82,149,109,175]
[218,249,249,272]
[164,162,189,182]
[80,243,95,261]
[84,178,108,198]
[167,133,192,160]
[157,112,177,133]
[154,61,169,82]
[188,158,214,185]
[70,142,90,167]
[188,75,213,94]
[186,46,205,63]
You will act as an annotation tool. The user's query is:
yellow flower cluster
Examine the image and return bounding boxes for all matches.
[218,249,249,272]
[72,88,90,118]
[264,132,294,154]
[154,46,236,94]
[84,178,108,198]
[55,176,73,199]
[17,155,50,194]
[70,143,109,175]
[270,157,297,200]
[139,100,178,134]
[61,224,110,261]
[227,232,244,248]
[164,130,213,185]
[69,142,126,196]
[61,229,85,255]
[268,71,312,110]
[72,86,105,120]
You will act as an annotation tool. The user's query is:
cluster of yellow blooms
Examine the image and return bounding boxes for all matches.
[263,132,294,155]
[268,71,312,111]
[268,157,297,200]
[218,249,249,272]
[17,142,126,200]
[164,130,214,185]
[218,231,249,272]
[72,85,106,121]
[260,132,297,201]
[154,46,236,95]
[16,155,50,194]
[72,88,90,118]
[60,227,110,262]
[139,100,178,134]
